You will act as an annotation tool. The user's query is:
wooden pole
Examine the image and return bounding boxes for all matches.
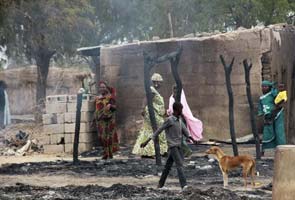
[243,59,261,159]
[73,92,83,164]
[143,48,183,165]
[170,48,182,102]
[220,55,238,156]
[143,53,161,165]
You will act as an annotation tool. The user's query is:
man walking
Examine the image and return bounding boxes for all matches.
[141,102,196,190]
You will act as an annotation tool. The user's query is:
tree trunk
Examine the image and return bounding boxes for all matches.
[34,47,55,122]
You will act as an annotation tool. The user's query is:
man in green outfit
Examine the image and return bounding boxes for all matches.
[258,80,286,156]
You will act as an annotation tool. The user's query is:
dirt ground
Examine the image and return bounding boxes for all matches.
[0,144,273,200]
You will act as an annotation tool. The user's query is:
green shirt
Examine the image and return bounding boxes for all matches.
[258,89,278,116]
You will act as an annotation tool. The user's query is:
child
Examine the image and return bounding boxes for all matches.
[141,102,196,190]
[274,83,287,105]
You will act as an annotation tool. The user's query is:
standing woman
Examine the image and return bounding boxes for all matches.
[258,80,286,156]
[132,73,168,157]
[95,81,119,159]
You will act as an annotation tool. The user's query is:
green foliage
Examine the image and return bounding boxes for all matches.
[1,0,96,62]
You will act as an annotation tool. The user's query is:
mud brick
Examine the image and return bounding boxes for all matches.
[46,95,68,103]
[43,124,65,134]
[64,142,93,153]
[43,144,65,154]
[64,123,95,133]
[46,102,67,114]
[50,133,65,145]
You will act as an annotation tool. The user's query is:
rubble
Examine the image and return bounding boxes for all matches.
[0,128,43,156]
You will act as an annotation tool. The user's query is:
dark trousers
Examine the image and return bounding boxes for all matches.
[158,146,187,188]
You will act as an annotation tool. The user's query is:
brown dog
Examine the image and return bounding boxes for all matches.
[206,146,256,188]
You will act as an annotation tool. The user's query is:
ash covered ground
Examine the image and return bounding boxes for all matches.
[0,144,273,199]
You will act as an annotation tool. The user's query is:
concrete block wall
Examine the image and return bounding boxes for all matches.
[41,94,96,154]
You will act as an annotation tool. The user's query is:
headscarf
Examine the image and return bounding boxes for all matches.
[261,80,273,87]
[98,81,116,98]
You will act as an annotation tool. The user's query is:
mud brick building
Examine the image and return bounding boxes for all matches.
[41,94,96,154]
[99,24,295,144]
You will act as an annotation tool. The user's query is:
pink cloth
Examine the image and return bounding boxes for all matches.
[167,90,203,141]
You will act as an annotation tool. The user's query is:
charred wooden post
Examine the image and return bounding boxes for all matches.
[243,59,261,159]
[143,52,162,165]
[220,55,239,156]
[170,48,183,102]
[73,92,83,165]
[143,48,183,165]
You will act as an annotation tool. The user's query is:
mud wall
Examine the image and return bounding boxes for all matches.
[0,66,90,115]
[267,25,295,144]
[100,25,295,143]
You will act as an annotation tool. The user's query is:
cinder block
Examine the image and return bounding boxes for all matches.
[46,103,67,114]
[64,112,75,123]
[64,123,95,133]
[64,132,95,143]
[68,94,95,102]
[64,133,74,144]
[81,112,95,122]
[64,142,93,153]
[79,132,95,143]
[43,144,65,154]
[43,124,65,134]
[68,95,77,102]
[46,95,68,103]
[56,114,65,124]
[81,101,95,112]
[65,112,94,123]
[37,134,51,145]
[50,133,65,145]
[67,101,95,112]
[64,143,73,153]
[42,114,53,125]
[67,103,76,112]
[43,113,65,125]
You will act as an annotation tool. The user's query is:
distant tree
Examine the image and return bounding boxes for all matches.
[0,0,96,121]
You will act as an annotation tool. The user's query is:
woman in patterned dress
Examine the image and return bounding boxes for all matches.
[95,81,119,159]
[132,73,168,157]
